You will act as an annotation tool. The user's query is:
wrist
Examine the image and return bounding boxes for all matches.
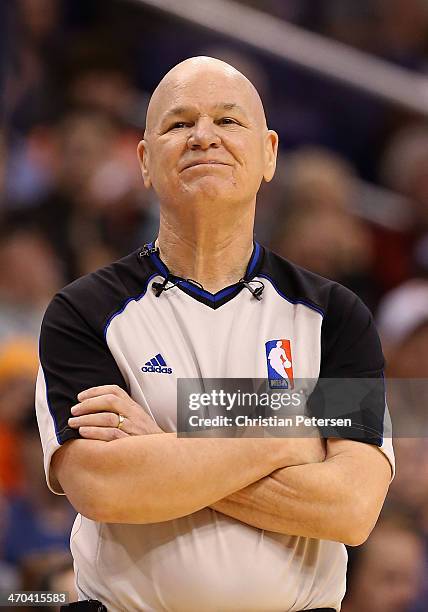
[255,438,296,471]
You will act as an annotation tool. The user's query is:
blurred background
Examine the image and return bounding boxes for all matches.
[1,1,428,610]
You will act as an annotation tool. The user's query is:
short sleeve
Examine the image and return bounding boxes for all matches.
[308,284,395,479]
[36,293,128,494]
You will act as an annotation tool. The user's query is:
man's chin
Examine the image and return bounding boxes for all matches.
[181,177,235,202]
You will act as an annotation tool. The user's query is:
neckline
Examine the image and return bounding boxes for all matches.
[145,241,264,309]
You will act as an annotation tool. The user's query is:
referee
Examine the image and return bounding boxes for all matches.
[36,57,394,612]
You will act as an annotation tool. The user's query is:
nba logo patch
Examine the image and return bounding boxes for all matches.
[265,339,294,389]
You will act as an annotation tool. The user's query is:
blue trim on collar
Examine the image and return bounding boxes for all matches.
[146,240,263,304]
[147,242,169,277]
[246,242,261,279]
[176,280,239,301]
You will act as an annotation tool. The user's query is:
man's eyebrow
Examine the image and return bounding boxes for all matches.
[162,106,191,120]
[216,102,247,115]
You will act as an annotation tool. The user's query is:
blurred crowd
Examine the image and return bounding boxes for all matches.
[1,1,428,610]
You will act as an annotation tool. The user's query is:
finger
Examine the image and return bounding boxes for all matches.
[77,385,128,402]
[71,394,128,416]
[78,426,128,441]
[68,412,122,429]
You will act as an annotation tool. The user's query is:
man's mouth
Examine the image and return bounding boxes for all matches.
[182,161,230,171]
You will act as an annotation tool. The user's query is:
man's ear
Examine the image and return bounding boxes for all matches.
[137,140,152,189]
[263,130,279,183]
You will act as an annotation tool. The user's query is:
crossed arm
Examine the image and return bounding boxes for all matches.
[53,386,392,546]
[210,437,391,545]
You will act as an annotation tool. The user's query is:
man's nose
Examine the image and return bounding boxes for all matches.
[187,118,221,150]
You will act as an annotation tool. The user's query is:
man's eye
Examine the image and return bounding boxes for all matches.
[219,118,238,125]
[170,122,189,129]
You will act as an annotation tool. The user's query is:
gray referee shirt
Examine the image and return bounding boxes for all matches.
[36,243,394,612]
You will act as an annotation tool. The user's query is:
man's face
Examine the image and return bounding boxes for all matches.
[138,61,277,214]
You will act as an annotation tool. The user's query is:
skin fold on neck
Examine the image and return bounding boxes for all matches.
[156,204,255,293]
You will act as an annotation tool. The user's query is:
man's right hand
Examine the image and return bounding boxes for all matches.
[68,384,163,441]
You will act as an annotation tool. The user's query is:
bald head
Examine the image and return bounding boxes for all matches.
[145,56,267,136]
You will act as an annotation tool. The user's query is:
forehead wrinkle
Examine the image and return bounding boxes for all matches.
[161,102,249,121]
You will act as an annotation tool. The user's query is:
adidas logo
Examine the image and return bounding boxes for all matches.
[141,353,173,374]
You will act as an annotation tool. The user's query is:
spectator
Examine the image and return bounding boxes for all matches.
[64,34,148,128]
[0,129,6,212]
[272,147,376,307]
[8,0,65,134]
[2,412,76,568]
[381,124,428,231]
[0,337,39,495]
[342,511,425,612]
[372,124,428,290]
[376,278,428,371]
[0,491,19,592]
[19,107,157,280]
[0,229,63,341]
[22,552,76,611]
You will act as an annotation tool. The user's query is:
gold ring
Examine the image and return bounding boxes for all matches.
[117,414,125,430]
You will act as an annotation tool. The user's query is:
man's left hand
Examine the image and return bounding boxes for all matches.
[68,384,163,440]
